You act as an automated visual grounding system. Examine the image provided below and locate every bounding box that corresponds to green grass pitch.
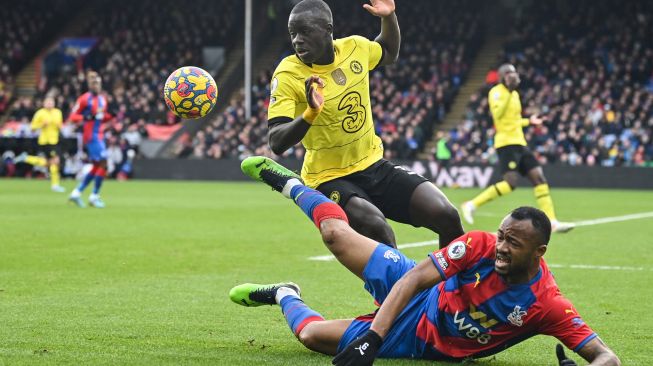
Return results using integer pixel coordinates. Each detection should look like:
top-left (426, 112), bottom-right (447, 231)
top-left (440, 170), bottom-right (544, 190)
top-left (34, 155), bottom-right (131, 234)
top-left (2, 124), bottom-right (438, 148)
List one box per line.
top-left (1, 179), bottom-right (652, 365)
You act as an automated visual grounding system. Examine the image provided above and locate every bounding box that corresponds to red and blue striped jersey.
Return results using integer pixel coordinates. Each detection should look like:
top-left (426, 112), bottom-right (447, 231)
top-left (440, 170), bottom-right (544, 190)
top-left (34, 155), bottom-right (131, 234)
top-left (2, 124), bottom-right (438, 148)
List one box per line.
top-left (419, 231), bottom-right (596, 359)
top-left (69, 92), bottom-right (111, 144)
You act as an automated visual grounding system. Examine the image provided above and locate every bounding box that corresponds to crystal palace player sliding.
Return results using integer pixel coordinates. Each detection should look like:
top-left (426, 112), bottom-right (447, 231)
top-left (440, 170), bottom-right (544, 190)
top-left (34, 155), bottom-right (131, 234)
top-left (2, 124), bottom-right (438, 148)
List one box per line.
top-left (230, 157), bottom-right (620, 366)
top-left (68, 71), bottom-right (111, 208)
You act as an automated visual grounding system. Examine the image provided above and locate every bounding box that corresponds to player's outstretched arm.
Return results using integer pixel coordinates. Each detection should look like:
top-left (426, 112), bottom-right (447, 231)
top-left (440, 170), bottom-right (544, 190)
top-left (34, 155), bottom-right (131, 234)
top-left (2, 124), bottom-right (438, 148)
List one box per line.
top-left (268, 76), bottom-right (324, 155)
top-left (370, 259), bottom-right (441, 337)
top-left (332, 258), bottom-right (441, 365)
top-left (574, 338), bottom-right (620, 365)
top-left (364, 0), bottom-right (400, 66)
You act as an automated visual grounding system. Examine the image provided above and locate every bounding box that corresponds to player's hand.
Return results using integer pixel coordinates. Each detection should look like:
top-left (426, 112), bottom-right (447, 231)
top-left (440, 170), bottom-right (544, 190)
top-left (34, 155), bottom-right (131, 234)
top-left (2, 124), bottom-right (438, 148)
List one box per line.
top-left (363, 0), bottom-right (395, 17)
top-left (529, 114), bottom-right (546, 126)
top-left (556, 344), bottom-right (578, 366)
top-left (302, 75), bottom-right (324, 124)
top-left (332, 330), bottom-right (382, 366)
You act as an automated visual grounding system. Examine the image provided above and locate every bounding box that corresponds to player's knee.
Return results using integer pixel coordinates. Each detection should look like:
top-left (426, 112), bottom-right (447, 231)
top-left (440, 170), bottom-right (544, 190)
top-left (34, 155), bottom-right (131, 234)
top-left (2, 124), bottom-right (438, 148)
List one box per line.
top-left (297, 326), bottom-right (322, 351)
top-left (320, 220), bottom-right (350, 246)
top-left (357, 215), bottom-right (394, 244)
top-left (532, 176), bottom-right (547, 185)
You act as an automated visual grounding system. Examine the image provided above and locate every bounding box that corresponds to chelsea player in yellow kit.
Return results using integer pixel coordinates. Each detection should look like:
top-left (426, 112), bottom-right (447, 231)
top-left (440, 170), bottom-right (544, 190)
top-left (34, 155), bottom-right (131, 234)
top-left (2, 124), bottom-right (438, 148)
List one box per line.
top-left (266, 0), bottom-right (463, 248)
top-left (16, 96), bottom-right (66, 192)
top-left (461, 64), bottom-right (574, 233)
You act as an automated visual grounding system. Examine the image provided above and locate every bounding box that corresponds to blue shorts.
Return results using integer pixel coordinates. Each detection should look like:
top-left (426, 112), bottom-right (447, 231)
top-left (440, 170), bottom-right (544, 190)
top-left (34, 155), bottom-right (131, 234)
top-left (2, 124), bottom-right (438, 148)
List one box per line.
top-left (86, 140), bottom-right (107, 162)
top-left (337, 244), bottom-right (429, 358)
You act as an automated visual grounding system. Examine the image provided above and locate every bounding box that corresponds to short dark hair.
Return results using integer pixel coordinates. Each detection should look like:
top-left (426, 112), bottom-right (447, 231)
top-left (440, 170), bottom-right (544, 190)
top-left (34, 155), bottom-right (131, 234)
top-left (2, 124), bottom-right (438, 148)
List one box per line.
top-left (291, 0), bottom-right (333, 24)
top-left (510, 206), bottom-right (551, 245)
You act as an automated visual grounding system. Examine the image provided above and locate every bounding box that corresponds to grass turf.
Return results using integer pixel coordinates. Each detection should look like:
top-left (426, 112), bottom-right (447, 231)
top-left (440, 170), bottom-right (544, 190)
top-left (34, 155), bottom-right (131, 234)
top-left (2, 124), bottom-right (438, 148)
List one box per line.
top-left (1, 179), bottom-right (652, 365)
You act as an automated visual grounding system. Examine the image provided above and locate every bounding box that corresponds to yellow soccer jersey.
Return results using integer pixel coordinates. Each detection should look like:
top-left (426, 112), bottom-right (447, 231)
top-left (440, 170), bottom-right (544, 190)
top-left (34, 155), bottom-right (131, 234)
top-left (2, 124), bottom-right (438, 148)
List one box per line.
top-left (268, 36), bottom-right (384, 188)
top-left (31, 107), bottom-right (63, 145)
top-left (488, 83), bottom-right (529, 148)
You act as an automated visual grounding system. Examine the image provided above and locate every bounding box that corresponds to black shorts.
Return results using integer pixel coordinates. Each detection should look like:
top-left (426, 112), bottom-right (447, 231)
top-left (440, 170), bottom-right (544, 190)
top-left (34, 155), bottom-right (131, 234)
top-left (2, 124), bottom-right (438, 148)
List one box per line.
top-left (496, 145), bottom-right (539, 176)
top-left (37, 144), bottom-right (61, 158)
top-left (315, 159), bottom-right (428, 224)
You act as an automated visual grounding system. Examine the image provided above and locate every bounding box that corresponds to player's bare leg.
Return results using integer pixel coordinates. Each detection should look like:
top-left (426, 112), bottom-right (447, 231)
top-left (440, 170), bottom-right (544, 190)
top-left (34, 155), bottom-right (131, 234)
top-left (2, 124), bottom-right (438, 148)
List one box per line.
top-left (344, 197), bottom-right (397, 247)
top-left (319, 218), bottom-right (379, 280)
top-left (409, 182), bottom-right (464, 248)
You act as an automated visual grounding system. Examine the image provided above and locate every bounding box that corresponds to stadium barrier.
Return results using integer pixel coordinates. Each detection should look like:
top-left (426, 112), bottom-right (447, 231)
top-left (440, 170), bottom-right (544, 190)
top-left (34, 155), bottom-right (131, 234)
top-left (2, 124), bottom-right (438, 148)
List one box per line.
top-left (133, 159), bottom-right (653, 189)
top-left (0, 137), bottom-right (78, 155)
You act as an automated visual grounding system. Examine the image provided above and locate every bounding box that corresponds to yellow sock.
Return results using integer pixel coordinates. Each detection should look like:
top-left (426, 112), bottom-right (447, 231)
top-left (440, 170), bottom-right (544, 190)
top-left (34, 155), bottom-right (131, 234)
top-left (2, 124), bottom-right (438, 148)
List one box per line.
top-left (50, 164), bottom-right (60, 187)
top-left (25, 155), bottom-right (47, 167)
top-left (471, 181), bottom-right (513, 208)
top-left (534, 183), bottom-right (557, 221)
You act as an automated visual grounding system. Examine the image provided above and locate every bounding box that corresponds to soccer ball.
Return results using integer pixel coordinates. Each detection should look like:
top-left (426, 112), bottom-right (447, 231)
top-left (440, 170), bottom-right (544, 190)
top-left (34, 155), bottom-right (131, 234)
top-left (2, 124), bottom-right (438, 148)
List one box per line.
top-left (163, 66), bottom-right (218, 119)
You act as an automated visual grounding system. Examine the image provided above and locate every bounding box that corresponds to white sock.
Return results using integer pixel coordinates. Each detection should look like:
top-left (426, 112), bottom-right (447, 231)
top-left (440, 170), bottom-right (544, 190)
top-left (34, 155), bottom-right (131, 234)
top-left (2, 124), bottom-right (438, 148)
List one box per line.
top-left (275, 286), bottom-right (299, 304)
top-left (281, 178), bottom-right (302, 199)
top-left (89, 193), bottom-right (99, 201)
top-left (70, 189), bottom-right (81, 198)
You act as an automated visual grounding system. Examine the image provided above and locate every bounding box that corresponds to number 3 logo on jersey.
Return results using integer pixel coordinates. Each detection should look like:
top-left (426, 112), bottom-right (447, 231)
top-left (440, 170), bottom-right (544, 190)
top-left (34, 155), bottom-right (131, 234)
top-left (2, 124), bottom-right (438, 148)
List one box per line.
top-left (338, 91), bottom-right (366, 133)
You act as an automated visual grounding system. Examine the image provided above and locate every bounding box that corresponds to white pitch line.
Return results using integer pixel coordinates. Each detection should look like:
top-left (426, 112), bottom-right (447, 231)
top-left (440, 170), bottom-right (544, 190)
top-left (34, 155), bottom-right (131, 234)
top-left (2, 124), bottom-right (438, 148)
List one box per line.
top-left (308, 211), bottom-right (653, 265)
top-left (572, 211), bottom-right (653, 227)
top-left (548, 264), bottom-right (651, 271)
top-left (310, 248), bottom-right (652, 271)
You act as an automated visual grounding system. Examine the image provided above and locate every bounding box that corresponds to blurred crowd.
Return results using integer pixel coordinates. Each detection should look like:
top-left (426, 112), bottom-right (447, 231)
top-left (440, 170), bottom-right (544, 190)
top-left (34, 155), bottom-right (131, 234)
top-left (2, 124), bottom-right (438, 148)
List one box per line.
top-left (2, 0), bottom-right (651, 169)
top-left (0, 0), bottom-right (79, 114)
top-left (4, 0), bottom-right (243, 160)
top-left (445, 0), bottom-right (653, 167)
top-left (182, 0), bottom-right (483, 160)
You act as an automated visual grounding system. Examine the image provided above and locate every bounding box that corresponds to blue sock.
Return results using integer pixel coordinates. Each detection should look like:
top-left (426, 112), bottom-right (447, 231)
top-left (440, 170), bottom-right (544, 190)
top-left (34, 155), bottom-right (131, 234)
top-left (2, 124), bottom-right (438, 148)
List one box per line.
top-left (280, 295), bottom-right (324, 336)
top-left (93, 175), bottom-right (104, 194)
top-left (290, 185), bottom-right (333, 221)
top-left (77, 172), bottom-right (95, 191)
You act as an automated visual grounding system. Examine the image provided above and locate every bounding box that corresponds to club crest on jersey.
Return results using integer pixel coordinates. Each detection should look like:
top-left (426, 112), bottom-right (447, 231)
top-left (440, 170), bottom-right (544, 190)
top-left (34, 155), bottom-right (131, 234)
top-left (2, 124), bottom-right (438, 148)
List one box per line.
top-left (383, 249), bottom-right (400, 263)
top-left (507, 305), bottom-right (527, 327)
top-left (447, 241), bottom-right (466, 260)
top-left (350, 60), bottom-right (363, 74)
top-left (329, 191), bottom-right (340, 203)
top-left (331, 68), bottom-right (347, 85)
top-left (571, 317), bottom-right (585, 328)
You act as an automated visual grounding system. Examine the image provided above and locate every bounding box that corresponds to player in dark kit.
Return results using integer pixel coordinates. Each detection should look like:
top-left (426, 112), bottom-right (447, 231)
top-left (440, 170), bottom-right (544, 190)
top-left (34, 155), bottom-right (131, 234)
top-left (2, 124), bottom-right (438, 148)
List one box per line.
top-left (267, 0), bottom-right (463, 249)
top-left (231, 157), bottom-right (621, 366)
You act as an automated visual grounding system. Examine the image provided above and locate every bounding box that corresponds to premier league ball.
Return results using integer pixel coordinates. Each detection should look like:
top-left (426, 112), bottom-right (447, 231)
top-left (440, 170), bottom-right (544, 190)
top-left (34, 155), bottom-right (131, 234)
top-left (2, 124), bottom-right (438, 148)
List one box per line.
top-left (163, 66), bottom-right (218, 119)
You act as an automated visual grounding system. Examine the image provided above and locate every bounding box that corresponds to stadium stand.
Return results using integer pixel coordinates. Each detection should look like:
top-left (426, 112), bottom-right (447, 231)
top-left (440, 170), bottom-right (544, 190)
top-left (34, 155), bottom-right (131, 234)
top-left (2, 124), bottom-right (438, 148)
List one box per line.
top-left (3, 0), bottom-right (243, 144)
top-left (448, 0), bottom-right (653, 167)
top-left (0, 0), bottom-right (81, 115)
